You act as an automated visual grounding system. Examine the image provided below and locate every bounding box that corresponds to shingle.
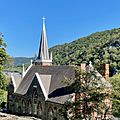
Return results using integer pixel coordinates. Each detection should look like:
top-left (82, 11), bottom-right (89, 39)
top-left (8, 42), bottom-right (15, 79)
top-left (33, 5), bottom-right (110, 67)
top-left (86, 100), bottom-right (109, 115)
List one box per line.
top-left (15, 63), bottom-right (111, 104)
top-left (4, 71), bottom-right (22, 91)
top-left (39, 74), bottom-right (51, 96)
top-left (15, 65), bottom-right (75, 95)
top-left (47, 93), bottom-right (75, 104)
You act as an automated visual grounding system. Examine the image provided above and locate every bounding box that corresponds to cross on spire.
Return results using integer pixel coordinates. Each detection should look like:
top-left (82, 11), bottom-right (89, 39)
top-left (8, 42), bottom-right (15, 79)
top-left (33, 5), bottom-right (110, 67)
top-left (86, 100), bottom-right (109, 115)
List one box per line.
top-left (42, 17), bottom-right (45, 24)
top-left (42, 17), bottom-right (45, 21)
top-left (36, 18), bottom-right (52, 66)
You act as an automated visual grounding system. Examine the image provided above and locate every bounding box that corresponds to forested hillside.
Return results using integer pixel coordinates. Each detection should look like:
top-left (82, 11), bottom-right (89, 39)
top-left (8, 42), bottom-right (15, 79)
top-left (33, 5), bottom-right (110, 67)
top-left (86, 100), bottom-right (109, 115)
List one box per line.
top-left (13, 57), bottom-right (34, 66)
top-left (50, 28), bottom-right (120, 76)
top-left (13, 28), bottom-right (120, 76)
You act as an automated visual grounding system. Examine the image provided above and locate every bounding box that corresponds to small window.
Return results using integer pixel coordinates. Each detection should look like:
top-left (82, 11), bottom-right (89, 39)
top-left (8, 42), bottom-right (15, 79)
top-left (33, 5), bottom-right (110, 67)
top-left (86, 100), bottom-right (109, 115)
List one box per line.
top-left (32, 89), bottom-right (38, 104)
top-left (32, 89), bottom-right (38, 115)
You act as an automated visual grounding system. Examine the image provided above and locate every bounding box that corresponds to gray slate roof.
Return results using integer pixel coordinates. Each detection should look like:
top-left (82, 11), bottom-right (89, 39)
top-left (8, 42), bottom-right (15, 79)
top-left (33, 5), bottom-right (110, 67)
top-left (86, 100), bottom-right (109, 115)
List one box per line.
top-left (15, 65), bottom-right (75, 95)
top-left (12, 63), bottom-right (111, 104)
top-left (4, 71), bottom-right (22, 91)
top-left (47, 93), bottom-right (75, 104)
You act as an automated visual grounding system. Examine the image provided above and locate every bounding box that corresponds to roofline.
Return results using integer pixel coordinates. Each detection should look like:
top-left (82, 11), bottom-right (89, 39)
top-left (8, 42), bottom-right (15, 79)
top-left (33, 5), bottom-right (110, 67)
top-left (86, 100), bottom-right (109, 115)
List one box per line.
top-left (11, 75), bottom-right (17, 92)
top-left (23, 64), bottom-right (33, 78)
top-left (35, 73), bottom-right (48, 100)
top-left (35, 59), bottom-right (52, 63)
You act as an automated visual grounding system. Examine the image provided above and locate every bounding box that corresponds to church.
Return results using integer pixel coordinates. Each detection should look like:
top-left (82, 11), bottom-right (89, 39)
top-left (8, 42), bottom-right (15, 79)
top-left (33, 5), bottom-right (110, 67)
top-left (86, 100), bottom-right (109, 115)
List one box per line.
top-left (7, 19), bottom-right (111, 120)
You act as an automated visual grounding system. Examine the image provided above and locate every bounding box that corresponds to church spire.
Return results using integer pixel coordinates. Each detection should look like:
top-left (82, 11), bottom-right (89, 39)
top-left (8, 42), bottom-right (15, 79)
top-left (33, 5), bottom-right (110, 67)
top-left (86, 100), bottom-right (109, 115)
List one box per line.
top-left (36, 17), bottom-right (52, 66)
top-left (38, 17), bottom-right (49, 60)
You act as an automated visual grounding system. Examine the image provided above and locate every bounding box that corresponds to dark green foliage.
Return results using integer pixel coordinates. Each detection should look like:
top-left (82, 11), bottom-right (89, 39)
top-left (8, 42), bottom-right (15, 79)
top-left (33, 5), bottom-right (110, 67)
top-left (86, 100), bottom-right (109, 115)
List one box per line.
top-left (60, 68), bottom-right (111, 120)
top-left (0, 35), bottom-right (9, 90)
top-left (0, 34), bottom-right (9, 105)
top-left (12, 28), bottom-right (120, 76)
top-left (109, 74), bottom-right (120, 117)
top-left (50, 28), bottom-right (120, 76)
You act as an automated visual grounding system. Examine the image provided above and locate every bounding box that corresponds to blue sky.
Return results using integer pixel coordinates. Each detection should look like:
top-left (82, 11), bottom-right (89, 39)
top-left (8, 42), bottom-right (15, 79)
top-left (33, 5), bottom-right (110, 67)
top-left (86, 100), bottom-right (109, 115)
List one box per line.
top-left (0, 0), bottom-right (120, 57)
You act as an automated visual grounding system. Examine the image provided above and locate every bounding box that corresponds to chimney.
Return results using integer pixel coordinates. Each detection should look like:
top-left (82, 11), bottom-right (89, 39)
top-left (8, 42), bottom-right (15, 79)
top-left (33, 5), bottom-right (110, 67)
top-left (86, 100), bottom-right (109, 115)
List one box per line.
top-left (75, 63), bottom-right (86, 115)
top-left (101, 64), bottom-right (109, 80)
top-left (79, 63), bottom-right (86, 82)
top-left (80, 63), bottom-right (86, 72)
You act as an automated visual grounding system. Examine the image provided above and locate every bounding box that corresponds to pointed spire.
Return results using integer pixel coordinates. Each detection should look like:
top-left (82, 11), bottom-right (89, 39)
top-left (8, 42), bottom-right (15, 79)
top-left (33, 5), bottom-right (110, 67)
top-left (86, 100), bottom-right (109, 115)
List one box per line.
top-left (38, 17), bottom-right (49, 60)
top-left (35, 18), bottom-right (52, 66)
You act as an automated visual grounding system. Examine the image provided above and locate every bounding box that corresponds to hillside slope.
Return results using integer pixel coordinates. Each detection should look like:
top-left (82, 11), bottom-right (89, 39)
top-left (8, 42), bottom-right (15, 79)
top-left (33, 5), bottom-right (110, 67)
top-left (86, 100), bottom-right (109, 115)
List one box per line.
top-left (50, 28), bottom-right (120, 76)
top-left (13, 28), bottom-right (120, 75)
top-left (13, 57), bottom-right (34, 66)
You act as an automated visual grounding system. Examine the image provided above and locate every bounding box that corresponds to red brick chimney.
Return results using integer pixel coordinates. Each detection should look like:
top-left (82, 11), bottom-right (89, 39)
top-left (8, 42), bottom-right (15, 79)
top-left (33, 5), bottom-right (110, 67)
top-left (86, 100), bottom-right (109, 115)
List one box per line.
top-left (101, 64), bottom-right (109, 80)
top-left (75, 63), bottom-right (86, 115)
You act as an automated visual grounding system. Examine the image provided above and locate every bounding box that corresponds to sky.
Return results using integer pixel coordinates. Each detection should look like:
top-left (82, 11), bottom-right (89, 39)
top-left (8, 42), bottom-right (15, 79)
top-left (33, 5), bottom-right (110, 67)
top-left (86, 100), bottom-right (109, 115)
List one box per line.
top-left (0, 0), bottom-right (120, 57)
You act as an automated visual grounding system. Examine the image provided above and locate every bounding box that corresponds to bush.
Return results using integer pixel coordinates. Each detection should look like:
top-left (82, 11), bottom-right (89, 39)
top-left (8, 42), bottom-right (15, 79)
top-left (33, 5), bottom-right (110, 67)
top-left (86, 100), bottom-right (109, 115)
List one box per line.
top-left (0, 89), bottom-right (7, 106)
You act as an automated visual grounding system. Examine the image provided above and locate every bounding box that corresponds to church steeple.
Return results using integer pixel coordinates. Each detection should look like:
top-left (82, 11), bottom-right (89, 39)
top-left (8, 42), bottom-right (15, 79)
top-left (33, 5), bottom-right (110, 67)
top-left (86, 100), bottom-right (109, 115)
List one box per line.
top-left (35, 17), bottom-right (52, 66)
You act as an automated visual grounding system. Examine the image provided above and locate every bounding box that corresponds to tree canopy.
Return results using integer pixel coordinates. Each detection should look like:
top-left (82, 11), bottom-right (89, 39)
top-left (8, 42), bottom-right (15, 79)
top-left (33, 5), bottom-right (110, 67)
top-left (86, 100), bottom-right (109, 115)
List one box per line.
top-left (50, 28), bottom-right (120, 76)
top-left (0, 34), bottom-right (9, 105)
top-left (109, 74), bottom-right (120, 117)
top-left (60, 67), bottom-right (111, 120)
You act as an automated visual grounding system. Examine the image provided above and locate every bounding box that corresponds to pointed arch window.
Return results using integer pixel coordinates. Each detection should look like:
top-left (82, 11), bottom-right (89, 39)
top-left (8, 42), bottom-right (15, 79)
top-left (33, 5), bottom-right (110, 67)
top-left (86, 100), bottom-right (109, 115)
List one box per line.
top-left (22, 100), bottom-right (26, 114)
top-left (54, 106), bottom-right (57, 118)
top-left (32, 89), bottom-right (38, 103)
top-left (15, 97), bottom-right (18, 113)
top-left (28, 100), bottom-right (32, 115)
top-left (48, 107), bottom-right (54, 120)
top-left (8, 101), bottom-right (13, 112)
top-left (37, 102), bottom-right (42, 118)
top-left (32, 89), bottom-right (38, 115)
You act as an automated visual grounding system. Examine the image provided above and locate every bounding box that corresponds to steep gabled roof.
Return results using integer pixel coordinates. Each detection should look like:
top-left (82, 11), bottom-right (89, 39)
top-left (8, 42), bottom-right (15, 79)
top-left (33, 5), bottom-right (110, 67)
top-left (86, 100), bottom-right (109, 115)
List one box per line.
top-left (15, 65), bottom-right (75, 96)
top-left (4, 72), bottom-right (22, 92)
top-left (14, 63), bottom-right (111, 104)
top-left (35, 73), bottom-right (51, 100)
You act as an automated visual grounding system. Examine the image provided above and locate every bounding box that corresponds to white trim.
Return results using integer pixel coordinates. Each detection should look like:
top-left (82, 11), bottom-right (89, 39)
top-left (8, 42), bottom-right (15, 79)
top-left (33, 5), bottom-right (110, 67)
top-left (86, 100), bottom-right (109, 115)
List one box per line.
top-left (35, 59), bottom-right (52, 63)
top-left (23, 64), bottom-right (33, 78)
top-left (35, 73), bottom-right (48, 100)
top-left (22, 64), bottom-right (25, 78)
top-left (11, 73), bottom-right (16, 92)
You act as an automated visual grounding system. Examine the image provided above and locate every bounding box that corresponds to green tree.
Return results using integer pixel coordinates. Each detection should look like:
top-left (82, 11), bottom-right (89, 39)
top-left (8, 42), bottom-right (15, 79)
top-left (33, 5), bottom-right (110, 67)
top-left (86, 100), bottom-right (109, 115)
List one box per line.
top-left (0, 33), bottom-right (9, 105)
top-left (50, 28), bottom-right (120, 75)
top-left (109, 74), bottom-right (120, 117)
top-left (60, 67), bottom-right (111, 120)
